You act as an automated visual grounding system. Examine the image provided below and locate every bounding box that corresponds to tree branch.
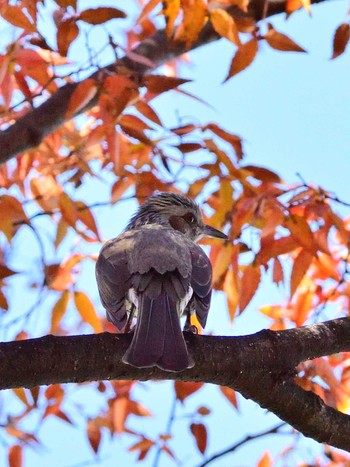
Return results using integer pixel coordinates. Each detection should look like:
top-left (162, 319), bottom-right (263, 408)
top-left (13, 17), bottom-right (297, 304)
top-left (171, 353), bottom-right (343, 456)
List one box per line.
top-left (1, 317), bottom-right (350, 451)
top-left (0, 0), bottom-right (327, 164)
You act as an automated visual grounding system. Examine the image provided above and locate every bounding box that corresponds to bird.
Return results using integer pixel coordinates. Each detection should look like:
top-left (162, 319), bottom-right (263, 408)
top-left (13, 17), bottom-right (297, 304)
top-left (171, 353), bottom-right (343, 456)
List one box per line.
top-left (95, 192), bottom-right (227, 372)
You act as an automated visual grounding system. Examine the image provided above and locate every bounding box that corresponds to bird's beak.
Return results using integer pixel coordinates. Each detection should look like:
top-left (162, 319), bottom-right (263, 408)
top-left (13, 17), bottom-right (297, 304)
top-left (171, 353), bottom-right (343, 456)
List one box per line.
top-left (203, 224), bottom-right (228, 240)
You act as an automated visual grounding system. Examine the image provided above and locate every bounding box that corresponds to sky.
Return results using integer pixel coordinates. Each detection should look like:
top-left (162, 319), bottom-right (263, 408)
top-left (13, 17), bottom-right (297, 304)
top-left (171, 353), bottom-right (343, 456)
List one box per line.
top-left (1, 0), bottom-right (350, 465)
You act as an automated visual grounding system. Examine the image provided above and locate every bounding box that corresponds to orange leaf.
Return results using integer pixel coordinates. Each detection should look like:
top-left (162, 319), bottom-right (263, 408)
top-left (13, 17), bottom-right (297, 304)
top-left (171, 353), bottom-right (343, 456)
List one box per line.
top-left (205, 123), bottom-right (243, 159)
top-left (220, 386), bottom-right (239, 409)
top-left (190, 423), bottom-right (207, 454)
top-left (1, 5), bottom-right (36, 32)
top-left (163, 0), bottom-right (180, 37)
top-left (112, 396), bottom-right (129, 434)
top-left (135, 101), bottom-right (162, 125)
top-left (75, 201), bottom-right (101, 240)
top-left (78, 7), bottom-right (126, 25)
top-left (0, 195), bottom-right (29, 242)
top-left (65, 79), bottom-right (98, 118)
top-left (290, 249), bottom-right (313, 297)
top-left (286, 0), bottom-right (303, 15)
top-left (174, 381), bottom-right (204, 403)
top-left (50, 291), bottom-right (70, 333)
top-left (210, 8), bottom-right (240, 45)
top-left (144, 75), bottom-right (191, 94)
top-left (136, 0), bottom-right (161, 24)
top-left (284, 214), bottom-right (315, 252)
top-left (257, 451), bottom-right (273, 467)
top-left (128, 400), bottom-right (152, 417)
top-left (74, 291), bottom-right (102, 332)
top-left (12, 388), bottom-right (30, 408)
top-left (212, 243), bottom-right (232, 284)
top-left (8, 445), bottom-right (22, 467)
top-left (265, 24), bottom-right (306, 52)
top-left (45, 263), bottom-right (74, 291)
top-left (30, 176), bottom-right (62, 212)
top-left (331, 23), bottom-right (350, 60)
top-left (272, 258), bottom-right (284, 285)
top-left (239, 263), bottom-right (261, 313)
top-left (180, 0), bottom-right (207, 49)
top-left (55, 218), bottom-right (69, 250)
top-left (87, 419), bottom-right (101, 454)
top-left (57, 18), bottom-right (79, 56)
top-left (111, 176), bottom-right (134, 204)
top-left (223, 269), bottom-right (239, 322)
top-left (0, 263), bottom-right (17, 279)
top-left (59, 193), bottom-right (78, 228)
top-left (225, 38), bottom-right (258, 80)
top-left (291, 283), bottom-right (313, 326)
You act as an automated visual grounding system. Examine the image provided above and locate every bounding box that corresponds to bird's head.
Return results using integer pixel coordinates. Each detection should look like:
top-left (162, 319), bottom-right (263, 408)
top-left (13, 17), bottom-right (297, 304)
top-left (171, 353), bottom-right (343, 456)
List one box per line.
top-left (127, 192), bottom-right (228, 242)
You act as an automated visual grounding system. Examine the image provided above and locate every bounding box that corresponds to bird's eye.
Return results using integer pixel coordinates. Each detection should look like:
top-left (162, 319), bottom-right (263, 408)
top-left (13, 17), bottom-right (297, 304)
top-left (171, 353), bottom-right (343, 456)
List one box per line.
top-left (184, 212), bottom-right (195, 224)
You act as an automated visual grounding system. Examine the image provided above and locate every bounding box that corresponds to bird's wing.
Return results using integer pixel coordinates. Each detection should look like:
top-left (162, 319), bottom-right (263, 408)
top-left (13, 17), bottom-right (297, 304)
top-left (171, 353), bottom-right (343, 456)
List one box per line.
top-left (189, 244), bottom-right (212, 328)
top-left (95, 234), bottom-right (133, 329)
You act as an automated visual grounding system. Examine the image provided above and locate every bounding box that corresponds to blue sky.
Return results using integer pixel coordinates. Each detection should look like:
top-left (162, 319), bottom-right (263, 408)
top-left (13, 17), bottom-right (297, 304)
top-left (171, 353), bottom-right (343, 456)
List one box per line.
top-left (1, 0), bottom-right (350, 465)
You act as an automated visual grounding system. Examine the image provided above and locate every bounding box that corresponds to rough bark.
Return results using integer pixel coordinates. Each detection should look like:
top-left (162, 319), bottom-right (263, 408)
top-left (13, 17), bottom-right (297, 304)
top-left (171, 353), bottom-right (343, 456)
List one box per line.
top-left (0, 0), bottom-right (326, 164)
top-left (1, 317), bottom-right (350, 451)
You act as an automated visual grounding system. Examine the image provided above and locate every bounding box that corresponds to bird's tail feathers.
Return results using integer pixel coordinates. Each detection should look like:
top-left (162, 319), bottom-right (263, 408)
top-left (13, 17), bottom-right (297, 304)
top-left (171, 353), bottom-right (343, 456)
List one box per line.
top-left (122, 293), bottom-right (192, 372)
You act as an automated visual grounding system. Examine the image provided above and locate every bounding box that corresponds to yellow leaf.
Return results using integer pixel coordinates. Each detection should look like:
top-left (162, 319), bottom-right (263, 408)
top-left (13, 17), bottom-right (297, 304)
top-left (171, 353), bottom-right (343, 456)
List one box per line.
top-left (51, 291), bottom-right (70, 332)
top-left (0, 195), bottom-right (29, 242)
top-left (210, 8), bottom-right (240, 45)
top-left (163, 0), bottom-right (180, 37)
top-left (12, 388), bottom-right (30, 408)
top-left (65, 79), bottom-right (98, 118)
top-left (74, 291), bottom-right (102, 332)
top-left (225, 38), bottom-right (258, 80)
top-left (223, 269), bottom-right (239, 322)
top-left (180, 0), bottom-right (207, 49)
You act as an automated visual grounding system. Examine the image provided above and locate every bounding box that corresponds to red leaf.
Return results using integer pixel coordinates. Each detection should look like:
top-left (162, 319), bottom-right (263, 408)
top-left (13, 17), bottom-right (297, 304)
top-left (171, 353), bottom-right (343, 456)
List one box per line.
top-left (57, 18), bottom-right (79, 56)
top-left (144, 75), bottom-right (191, 94)
top-left (8, 445), bottom-right (22, 467)
top-left (65, 79), bottom-right (98, 118)
top-left (225, 38), bottom-right (258, 80)
top-left (87, 420), bottom-right (101, 454)
top-left (265, 24), bottom-right (306, 52)
top-left (1, 6), bottom-right (36, 32)
top-left (331, 23), bottom-right (350, 60)
top-left (174, 381), bottom-right (204, 403)
top-left (190, 423), bottom-right (207, 454)
top-left (239, 263), bottom-right (261, 313)
top-left (78, 7), bottom-right (126, 25)
top-left (220, 386), bottom-right (239, 409)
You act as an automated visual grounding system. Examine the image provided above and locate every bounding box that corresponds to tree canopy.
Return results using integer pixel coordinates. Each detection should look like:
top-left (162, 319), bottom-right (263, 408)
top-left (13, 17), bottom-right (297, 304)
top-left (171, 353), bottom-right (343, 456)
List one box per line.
top-left (1, 0), bottom-right (350, 465)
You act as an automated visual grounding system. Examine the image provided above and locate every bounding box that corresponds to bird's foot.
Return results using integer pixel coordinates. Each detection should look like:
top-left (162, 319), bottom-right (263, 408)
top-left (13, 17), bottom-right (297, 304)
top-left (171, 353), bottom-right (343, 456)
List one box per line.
top-left (184, 324), bottom-right (198, 334)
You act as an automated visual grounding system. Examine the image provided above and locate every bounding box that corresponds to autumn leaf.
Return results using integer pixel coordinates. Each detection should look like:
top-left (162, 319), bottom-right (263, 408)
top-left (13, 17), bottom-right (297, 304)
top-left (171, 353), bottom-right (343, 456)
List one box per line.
top-left (179, 0), bottom-right (207, 49)
top-left (212, 243), bottom-right (232, 284)
top-left (163, 0), bottom-right (180, 37)
top-left (284, 214), bottom-right (316, 252)
top-left (257, 451), bottom-right (273, 467)
top-left (272, 258), bottom-right (284, 285)
top-left (8, 445), bottom-right (22, 467)
top-left (220, 386), bottom-right (239, 409)
top-left (265, 24), bottom-right (306, 53)
top-left (111, 396), bottom-right (129, 434)
top-left (331, 23), bottom-right (350, 60)
top-left (210, 8), bottom-right (240, 45)
top-left (144, 75), bottom-right (191, 94)
top-left (0, 264), bottom-right (17, 280)
top-left (57, 18), bottom-right (79, 56)
top-left (75, 201), bottom-right (101, 240)
top-left (174, 381), bottom-right (204, 402)
top-left (225, 38), bottom-right (258, 81)
top-left (74, 291), bottom-right (103, 333)
top-left (78, 7), bottom-right (126, 25)
top-left (223, 269), bottom-right (239, 322)
top-left (290, 249), bottom-right (313, 297)
top-left (59, 193), bottom-right (78, 228)
top-left (65, 79), bottom-right (98, 118)
top-left (286, 0), bottom-right (303, 15)
top-left (239, 263), bottom-right (261, 313)
top-left (1, 5), bottom-right (36, 32)
top-left (50, 291), bottom-right (70, 333)
top-left (190, 423), bottom-right (207, 454)
top-left (87, 419), bottom-right (102, 454)
top-left (0, 195), bottom-right (29, 242)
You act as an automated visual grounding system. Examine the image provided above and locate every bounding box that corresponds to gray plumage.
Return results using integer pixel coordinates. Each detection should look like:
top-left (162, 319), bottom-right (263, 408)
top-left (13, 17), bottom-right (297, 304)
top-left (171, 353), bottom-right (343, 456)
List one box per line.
top-left (96, 192), bottom-right (227, 372)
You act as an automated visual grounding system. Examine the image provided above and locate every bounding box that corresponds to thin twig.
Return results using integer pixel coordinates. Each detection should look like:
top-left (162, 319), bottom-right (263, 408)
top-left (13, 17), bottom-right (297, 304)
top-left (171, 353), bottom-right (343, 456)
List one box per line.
top-left (152, 394), bottom-right (178, 467)
top-left (197, 422), bottom-right (287, 467)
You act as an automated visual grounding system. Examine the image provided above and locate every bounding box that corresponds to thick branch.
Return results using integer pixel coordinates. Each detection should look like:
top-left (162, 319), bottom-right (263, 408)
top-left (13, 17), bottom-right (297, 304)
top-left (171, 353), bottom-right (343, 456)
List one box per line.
top-left (1, 318), bottom-right (350, 451)
top-left (0, 0), bottom-right (326, 164)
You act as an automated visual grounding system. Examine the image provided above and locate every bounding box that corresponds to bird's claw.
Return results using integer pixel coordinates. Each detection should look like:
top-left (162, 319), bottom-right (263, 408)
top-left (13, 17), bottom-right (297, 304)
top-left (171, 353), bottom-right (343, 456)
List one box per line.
top-left (184, 324), bottom-right (198, 334)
